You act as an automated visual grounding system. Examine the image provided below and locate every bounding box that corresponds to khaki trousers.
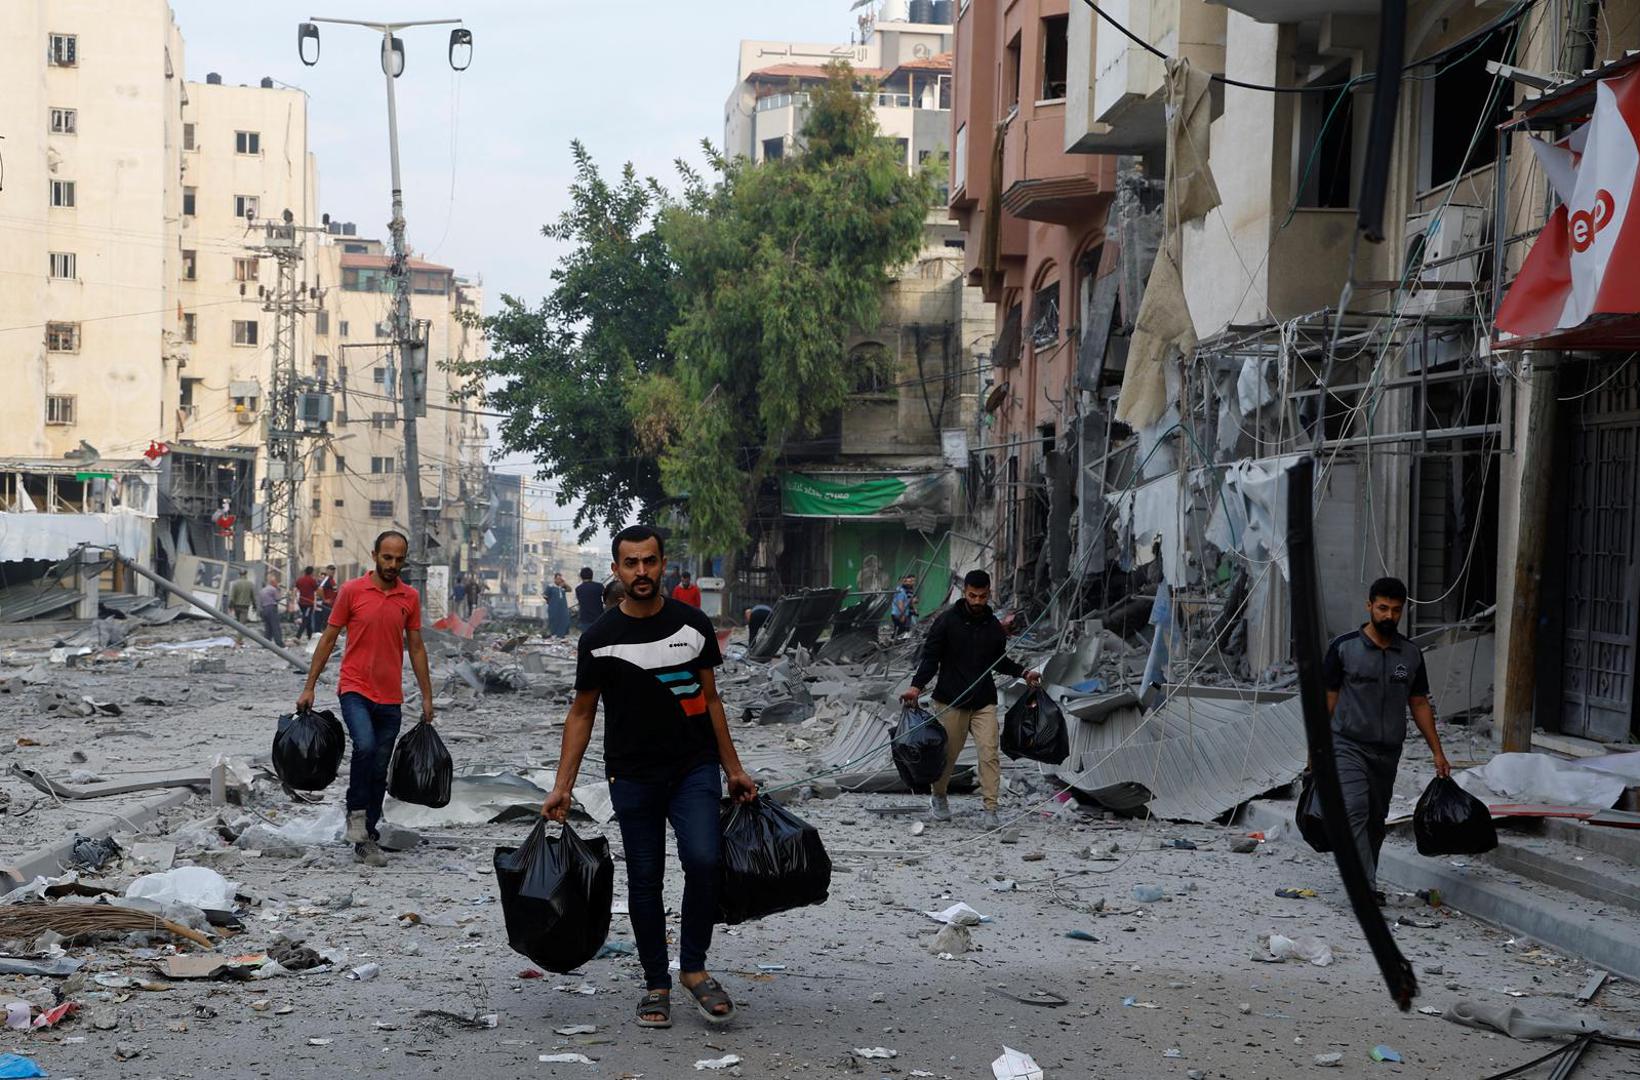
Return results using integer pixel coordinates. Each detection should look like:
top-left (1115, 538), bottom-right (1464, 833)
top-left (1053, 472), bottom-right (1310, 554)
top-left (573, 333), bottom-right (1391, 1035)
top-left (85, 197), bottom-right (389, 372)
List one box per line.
top-left (929, 701), bottom-right (1000, 810)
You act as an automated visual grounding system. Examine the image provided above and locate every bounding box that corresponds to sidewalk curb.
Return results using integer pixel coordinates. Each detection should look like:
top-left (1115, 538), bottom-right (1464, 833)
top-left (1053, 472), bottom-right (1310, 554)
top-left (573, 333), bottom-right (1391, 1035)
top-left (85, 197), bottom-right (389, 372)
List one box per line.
top-left (0, 787), bottom-right (196, 892)
top-left (1238, 799), bottom-right (1640, 983)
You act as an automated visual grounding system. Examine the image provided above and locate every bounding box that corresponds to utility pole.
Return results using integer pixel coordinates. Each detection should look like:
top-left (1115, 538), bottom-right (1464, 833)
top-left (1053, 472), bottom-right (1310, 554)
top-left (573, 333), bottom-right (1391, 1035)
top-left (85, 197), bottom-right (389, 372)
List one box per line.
top-left (1499, 354), bottom-right (1560, 752)
top-left (299, 16), bottom-right (472, 598)
top-left (255, 211), bottom-right (322, 585)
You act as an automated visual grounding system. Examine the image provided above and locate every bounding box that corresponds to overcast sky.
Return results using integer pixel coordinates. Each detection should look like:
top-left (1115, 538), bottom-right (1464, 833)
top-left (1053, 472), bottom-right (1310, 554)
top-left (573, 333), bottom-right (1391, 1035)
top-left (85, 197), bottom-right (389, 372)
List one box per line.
top-left (169, 0), bottom-right (858, 545)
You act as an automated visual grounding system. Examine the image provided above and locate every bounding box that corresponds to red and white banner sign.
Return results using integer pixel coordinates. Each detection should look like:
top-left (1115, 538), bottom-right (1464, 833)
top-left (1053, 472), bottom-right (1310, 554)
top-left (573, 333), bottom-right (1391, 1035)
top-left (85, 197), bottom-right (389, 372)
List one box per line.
top-left (1496, 68), bottom-right (1640, 338)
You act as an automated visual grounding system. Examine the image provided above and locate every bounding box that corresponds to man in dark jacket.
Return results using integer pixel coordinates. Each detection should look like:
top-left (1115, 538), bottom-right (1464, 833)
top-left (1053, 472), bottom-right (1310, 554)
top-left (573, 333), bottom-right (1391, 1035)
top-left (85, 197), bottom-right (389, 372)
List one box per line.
top-left (901, 570), bottom-right (1039, 827)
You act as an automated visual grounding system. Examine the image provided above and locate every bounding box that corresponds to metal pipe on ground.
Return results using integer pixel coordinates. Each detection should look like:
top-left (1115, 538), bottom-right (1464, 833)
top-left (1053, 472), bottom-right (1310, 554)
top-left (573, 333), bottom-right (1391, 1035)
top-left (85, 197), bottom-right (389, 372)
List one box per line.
top-left (91, 547), bottom-right (309, 672)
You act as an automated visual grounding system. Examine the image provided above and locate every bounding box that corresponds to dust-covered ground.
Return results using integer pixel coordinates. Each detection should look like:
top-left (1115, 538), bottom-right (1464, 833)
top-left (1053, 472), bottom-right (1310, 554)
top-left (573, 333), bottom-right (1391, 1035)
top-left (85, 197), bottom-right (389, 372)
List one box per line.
top-left (1, 619), bottom-right (1637, 1080)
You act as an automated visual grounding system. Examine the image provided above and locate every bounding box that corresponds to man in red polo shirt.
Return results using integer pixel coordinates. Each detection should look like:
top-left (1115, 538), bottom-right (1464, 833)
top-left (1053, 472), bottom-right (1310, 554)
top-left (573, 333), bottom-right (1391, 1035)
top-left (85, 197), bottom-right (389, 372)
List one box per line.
top-left (296, 531), bottom-right (435, 867)
top-left (293, 566), bottom-right (320, 641)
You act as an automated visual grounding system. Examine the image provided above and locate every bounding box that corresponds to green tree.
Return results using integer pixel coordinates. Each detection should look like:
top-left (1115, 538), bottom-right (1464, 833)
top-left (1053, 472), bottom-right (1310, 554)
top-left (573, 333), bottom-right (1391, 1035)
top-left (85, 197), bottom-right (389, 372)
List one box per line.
top-left (642, 62), bottom-right (934, 554)
top-left (456, 142), bottom-right (675, 540)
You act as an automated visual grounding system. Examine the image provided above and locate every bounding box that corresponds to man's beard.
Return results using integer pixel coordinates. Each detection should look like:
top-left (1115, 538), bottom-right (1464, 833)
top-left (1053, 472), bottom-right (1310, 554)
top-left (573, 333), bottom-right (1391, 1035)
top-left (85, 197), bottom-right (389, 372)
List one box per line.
top-left (629, 577), bottom-right (657, 596)
top-left (1373, 617), bottom-right (1397, 638)
top-left (378, 567), bottom-right (399, 583)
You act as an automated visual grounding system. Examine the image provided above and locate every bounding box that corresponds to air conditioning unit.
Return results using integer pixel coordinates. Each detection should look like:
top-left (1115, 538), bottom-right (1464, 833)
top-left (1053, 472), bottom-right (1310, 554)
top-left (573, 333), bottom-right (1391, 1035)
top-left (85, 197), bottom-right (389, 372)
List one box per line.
top-left (1401, 204), bottom-right (1486, 317)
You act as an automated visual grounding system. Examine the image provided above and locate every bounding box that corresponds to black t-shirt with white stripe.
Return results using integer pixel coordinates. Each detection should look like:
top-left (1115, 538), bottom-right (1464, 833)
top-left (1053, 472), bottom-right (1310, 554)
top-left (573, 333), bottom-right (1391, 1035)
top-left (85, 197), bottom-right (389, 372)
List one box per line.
top-left (575, 597), bottom-right (723, 783)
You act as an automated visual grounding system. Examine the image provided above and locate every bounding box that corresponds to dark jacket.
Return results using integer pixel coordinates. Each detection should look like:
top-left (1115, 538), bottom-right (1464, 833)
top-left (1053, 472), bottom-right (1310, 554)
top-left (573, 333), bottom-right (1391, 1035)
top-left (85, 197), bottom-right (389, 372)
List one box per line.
top-left (911, 602), bottom-right (1025, 709)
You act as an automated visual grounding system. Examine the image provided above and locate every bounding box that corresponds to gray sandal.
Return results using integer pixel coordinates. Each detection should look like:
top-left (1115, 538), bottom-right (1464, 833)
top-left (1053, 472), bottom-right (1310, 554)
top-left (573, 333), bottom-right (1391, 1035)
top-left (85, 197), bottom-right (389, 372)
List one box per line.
top-left (683, 976), bottom-right (734, 1025)
top-left (635, 989), bottom-right (671, 1029)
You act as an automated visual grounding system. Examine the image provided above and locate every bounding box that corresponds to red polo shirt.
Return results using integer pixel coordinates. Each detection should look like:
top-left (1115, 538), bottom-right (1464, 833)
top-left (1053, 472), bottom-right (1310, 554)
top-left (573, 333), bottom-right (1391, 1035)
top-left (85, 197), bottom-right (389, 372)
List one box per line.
top-left (672, 583), bottom-right (702, 607)
top-left (328, 575), bottom-right (421, 705)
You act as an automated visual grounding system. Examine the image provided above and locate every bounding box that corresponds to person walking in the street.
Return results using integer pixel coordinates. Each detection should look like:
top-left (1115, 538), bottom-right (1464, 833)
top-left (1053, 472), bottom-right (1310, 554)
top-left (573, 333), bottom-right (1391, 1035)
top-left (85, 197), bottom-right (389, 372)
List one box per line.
top-left (671, 570), bottom-right (702, 608)
top-left (890, 574), bottom-right (919, 637)
top-left (258, 570), bottom-right (286, 648)
top-left (468, 575), bottom-right (488, 617)
top-left (575, 567), bottom-right (603, 630)
top-left (316, 565), bottom-right (339, 627)
top-left (542, 525), bottom-right (757, 1029)
top-left (901, 570), bottom-right (1039, 828)
top-left (603, 577), bottom-right (627, 610)
top-left (294, 566), bottom-right (319, 641)
top-left (546, 572), bottom-right (573, 638)
top-left (1322, 576), bottom-right (1450, 901)
top-left (228, 572), bottom-right (257, 646)
top-left (295, 531), bottom-right (436, 868)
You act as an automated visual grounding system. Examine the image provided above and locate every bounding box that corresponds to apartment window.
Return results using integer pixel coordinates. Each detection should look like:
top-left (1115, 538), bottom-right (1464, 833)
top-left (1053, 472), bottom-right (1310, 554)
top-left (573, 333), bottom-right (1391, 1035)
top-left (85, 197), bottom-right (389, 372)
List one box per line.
top-left (762, 137), bottom-right (785, 161)
top-left (235, 131), bottom-right (261, 155)
top-left (182, 312), bottom-right (198, 343)
top-left (181, 249), bottom-right (197, 280)
top-left (1004, 33), bottom-right (1022, 111)
top-left (334, 498), bottom-right (345, 507)
top-left (369, 500), bottom-right (394, 518)
top-left (1295, 67), bottom-right (1355, 209)
top-left (234, 194), bottom-right (259, 220)
top-left (45, 322), bottom-right (79, 352)
top-left (372, 367), bottom-right (388, 385)
top-left (1041, 16), bottom-right (1069, 101)
top-left (313, 354), bottom-right (329, 382)
top-left (179, 377), bottom-right (201, 408)
top-left (374, 321), bottom-right (391, 338)
top-left (339, 320), bottom-right (350, 338)
top-left (334, 455), bottom-right (347, 473)
top-left (49, 108), bottom-right (76, 135)
top-left (50, 180), bottom-right (75, 208)
top-left (182, 122), bottom-right (196, 151)
top-left (49, 252), bottom-right (76, 280)
top-left (1421, 33), bottom-right (1512, 190)
top-left (45, 395), bottom-right (76, 425)
top-left (182, 187), bottom-right (196, 217)
top-left (233, 257), bottom-right (259, 283)
top-left (232, 319), bottom-right (259, 347)
top-left (48, 34), bottom-right (77, 67)
top-left (370, 412), bottom-right (396, 430)
top-left (371, 456), bottom-right (396, 474)
top-left (315, 310), bottom-right (329, 335)
top-left (1030, 282), bottom-right (1061, 347)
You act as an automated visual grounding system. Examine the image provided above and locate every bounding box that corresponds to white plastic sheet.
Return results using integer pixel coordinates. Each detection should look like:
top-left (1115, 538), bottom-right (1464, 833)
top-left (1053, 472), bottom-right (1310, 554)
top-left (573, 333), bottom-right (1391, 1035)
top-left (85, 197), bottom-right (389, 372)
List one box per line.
top-left (992, 1046), bottom-right (1044, 1080)
top-left (1455, 752), bottom-right (1627, 809)
top-left (124, 866), bottom-right (239, 910)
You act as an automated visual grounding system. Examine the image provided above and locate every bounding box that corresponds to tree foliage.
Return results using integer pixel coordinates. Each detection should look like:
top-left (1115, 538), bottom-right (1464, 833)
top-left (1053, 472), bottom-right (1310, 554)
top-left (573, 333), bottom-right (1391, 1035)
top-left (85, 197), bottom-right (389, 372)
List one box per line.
top-left (456, 142), bottom-right (676, 541)
top-left (645, 63), bottom-right (934, 553)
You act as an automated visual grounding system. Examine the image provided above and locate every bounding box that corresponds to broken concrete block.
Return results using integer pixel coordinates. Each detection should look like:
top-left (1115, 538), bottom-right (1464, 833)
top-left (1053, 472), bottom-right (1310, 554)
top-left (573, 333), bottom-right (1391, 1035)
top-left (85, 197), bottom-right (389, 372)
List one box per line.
top-left (189, 658), bottom-right (227, 674)
top-left (375, 822), bottom-right (422, 852)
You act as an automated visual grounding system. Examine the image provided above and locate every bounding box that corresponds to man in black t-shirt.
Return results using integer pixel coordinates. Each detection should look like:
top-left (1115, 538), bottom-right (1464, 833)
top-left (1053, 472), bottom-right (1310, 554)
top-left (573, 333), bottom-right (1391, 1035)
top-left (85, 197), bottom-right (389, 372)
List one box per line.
top-left (574, 566), bottom-right (604, 630)
top-left (543, 525), bottom-right (757, 1030)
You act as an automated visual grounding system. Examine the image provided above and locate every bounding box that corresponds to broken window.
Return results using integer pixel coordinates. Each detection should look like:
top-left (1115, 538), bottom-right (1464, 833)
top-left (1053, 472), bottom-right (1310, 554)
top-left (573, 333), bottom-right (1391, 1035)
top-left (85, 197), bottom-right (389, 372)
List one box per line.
top-left (996, 303), bottom-right (1023, 368)
top-left (1421, 31), bottom-right (1512, 190)
top-left (1294, 65), bottom-right (1354, 209)
top-left (1041, 16), bottom-right (1069, 100)
top-left (1031, 282), bottom-right (1060, 348)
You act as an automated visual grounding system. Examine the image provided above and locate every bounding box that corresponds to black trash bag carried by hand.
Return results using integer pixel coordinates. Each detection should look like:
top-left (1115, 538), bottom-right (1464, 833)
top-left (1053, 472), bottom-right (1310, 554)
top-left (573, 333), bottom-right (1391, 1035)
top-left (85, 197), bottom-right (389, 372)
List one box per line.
top-left (892, 705), bottom-right (948, 793)
top-left (717, 796), bottom-right (832, 925)
top-left (1002, 689), bottom-right (1070, 765)
top-left (1295, 770), bottom-right (1331, 853)
top-left (387, 722), bottom-right (453, 808)
top-left (494, 819), bottom-right (614, 973)
top-left (1413, 776), bottom-right (1497, 856)
top-left (272, 708), bottom-right (346, 791)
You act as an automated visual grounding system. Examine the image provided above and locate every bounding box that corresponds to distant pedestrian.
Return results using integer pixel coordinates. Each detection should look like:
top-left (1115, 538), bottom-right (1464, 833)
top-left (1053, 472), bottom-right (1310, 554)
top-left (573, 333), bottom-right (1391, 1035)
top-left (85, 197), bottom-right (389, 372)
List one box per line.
top-left (575, 567), bottom-right (603, 630)
top-left (295, 531), bottom-right (435, 868)
top-left (258, 570), bottom-right (286, 648)
top-left (671, 570), bottom-right (702, 608)
top-left (545, 572), bottom-right (573, 638)
top-left (468, 575), bottom-right (488, 618)
top-left (745, 603), bottom-right (772, 648)
top-left (603, 577), bottom-right (626, 610)
top-left (890, 574), bottom-right (919, 637)
top-left (451, 576), bottom-right (466, 615)
top-left (294, 566), bottom-right (320, 641)
top-left (901, 570), bottom-right (1040, 829)
top-left (316, 565), bottom-right (339, 626)
top-left (228, 573), bottom-right (257, 646)
top-left (1322, 577), bottom-right (1450, 902)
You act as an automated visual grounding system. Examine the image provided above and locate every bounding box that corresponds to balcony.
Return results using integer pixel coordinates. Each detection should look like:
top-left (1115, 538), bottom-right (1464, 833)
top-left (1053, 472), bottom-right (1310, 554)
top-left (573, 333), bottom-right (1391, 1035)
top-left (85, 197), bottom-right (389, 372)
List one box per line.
top-left (1065, 0), bottom-right (1225, 154)
top-left (1210, 0), bottom-right (1376, 23)
top-left (999, 106), bottom-right (1113, 225)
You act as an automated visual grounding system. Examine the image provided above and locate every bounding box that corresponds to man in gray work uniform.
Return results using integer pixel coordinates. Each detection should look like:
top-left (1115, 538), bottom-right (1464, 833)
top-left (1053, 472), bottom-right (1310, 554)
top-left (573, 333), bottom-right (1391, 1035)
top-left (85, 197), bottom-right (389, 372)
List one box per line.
top-left (1322, 576), bottom-right (1451, 901)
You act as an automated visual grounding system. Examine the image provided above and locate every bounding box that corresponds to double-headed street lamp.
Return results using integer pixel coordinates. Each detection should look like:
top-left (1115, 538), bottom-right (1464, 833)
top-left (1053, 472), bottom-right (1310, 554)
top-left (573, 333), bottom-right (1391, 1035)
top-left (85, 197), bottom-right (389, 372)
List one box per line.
top-left (295, 15), bottom-right (472, 596)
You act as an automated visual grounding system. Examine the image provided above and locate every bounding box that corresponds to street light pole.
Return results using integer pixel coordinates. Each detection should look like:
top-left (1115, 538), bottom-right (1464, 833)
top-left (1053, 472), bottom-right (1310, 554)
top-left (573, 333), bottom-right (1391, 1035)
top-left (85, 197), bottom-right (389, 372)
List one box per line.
top-left (300, 15), bottom-right (468, 602)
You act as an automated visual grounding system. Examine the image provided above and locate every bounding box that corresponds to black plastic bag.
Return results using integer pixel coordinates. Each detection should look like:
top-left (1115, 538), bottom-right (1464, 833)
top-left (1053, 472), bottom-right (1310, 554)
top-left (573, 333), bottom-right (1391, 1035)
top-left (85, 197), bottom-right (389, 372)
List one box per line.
top-left (1413, 776), bottom-right (1497, 856)
top-left (494, 819), bottom-right (614, 973)
top-left (717, 797), bottom-right (832, 925)
top-left (891, 705), bottom-right (948, 793)
top-left (271, 708), bottom-right (346, 791)
top-left (1295, 770), bottom-right (1331, 853)
top-left (1002, 690), bottom-right (1070, 765)
top-left (387, 722), bottom-right (453, 808)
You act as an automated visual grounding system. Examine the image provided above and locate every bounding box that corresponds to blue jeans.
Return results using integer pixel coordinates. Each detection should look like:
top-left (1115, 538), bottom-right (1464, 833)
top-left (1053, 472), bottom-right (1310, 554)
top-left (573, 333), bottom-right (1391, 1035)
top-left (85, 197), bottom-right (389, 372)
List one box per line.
top-left (609, 763), bottom-right (722, 991)
top-left (338, 692), bottom-right (402, 839)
